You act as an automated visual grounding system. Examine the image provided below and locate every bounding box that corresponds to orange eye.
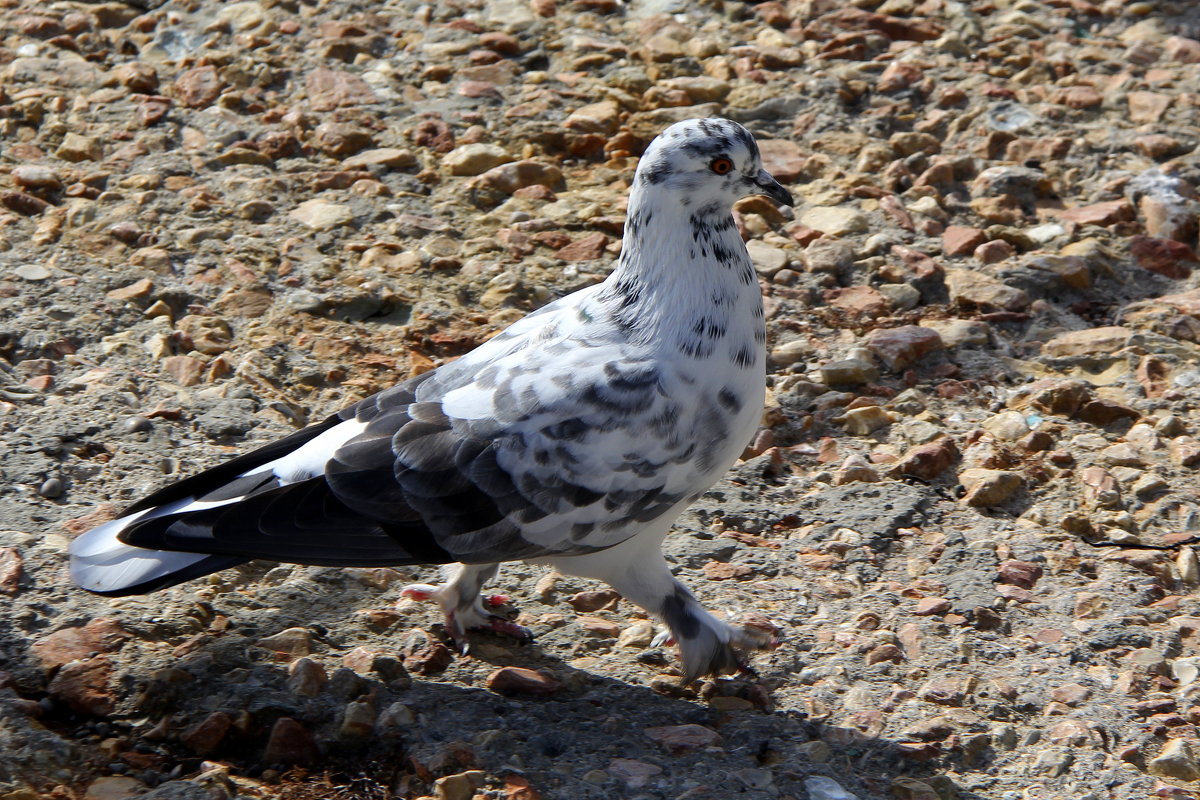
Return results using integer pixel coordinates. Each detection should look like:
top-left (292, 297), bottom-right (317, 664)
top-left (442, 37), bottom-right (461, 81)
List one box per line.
top-left (710, 157), bottom-right (733, 175)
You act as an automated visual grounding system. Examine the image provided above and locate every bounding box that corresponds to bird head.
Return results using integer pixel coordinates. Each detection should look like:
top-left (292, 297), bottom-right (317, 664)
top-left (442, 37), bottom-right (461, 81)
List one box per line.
top-left (633, 118), bottom-right (794, 211)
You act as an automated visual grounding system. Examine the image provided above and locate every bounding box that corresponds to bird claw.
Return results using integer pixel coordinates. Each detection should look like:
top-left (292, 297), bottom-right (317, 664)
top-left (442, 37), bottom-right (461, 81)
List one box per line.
top-left (445, 611), bottom-right (532, 653)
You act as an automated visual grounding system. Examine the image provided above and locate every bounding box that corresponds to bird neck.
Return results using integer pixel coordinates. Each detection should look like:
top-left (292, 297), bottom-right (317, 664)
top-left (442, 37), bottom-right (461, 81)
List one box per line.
top-left (595, 190), bottom-right (766, 368)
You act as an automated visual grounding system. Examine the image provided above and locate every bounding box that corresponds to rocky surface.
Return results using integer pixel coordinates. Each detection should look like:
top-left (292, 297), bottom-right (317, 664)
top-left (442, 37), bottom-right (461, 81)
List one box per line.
top-left (1, 0), bottom-right (1199, 798)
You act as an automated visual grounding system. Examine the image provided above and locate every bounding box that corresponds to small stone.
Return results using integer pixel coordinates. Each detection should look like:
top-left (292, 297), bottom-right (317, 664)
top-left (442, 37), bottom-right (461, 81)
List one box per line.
top-left (1054, 85), bottom-right (1102, 109)
top-left (770, 339), bottom-right (810, 367)
top-left (182, 711), bottom-right (232, 756)
top-left (827, 285), bottom-right (890, 317)
top-left (567, 590), bottom-right (621, 612)
top-left (800, 206), bottom-right (869, 236)
top-left (174, 65), bottom-right (223, 108)
top-left (1148, 738), bottom-right (1200, 782)
top-left (1042, 326), bottom-right (1132, 358)
top-left (342, 148), bottom-right (416, 170)
top-left (702, 560), bottom-right (754, 580)
top-left (942, 225), bottom-right (987, 256)
top-left (84, 776), bottom-right (143, 800)
top-left (106, 278), bottom-right (154, 303)
top-left (804, 238), bottom-right (855, 273)
top-left (48, 656), bottom-right (115, 716)
top-left (554, 232), bottom-right (608, 261)
top-left (890, 777), bottom-right (939, 800)
top-left (746, 240), bottom-right (789, 276)
top-left (819, 359), bottom-right (879, 387)
top-left (33, 618), bottom-right (130, 672)
top-left (14, 264), bottom-right (52, 281)
top-left (914, 597), bottom-right (951, 616)
top-left (306, 67), bottom-right (378, 110)
top-left (1131, 236), bottom-right (1196, 280)
top-left (578, 615), bottom-right (622, 636)
top-left (433, 770), bottom-right (486, 800)
top-left (835, 455), bottom-right (880, 485)
top-left (866, 325), bottom-right (943, 371)
top-left (838, 406), bottom-right (893, 435)
top-left (176, 315), bottom-right (233, 355)
top-left (889, 131), bottom-right (941, 156)
top-left (1059, 200), bottom-right (1135, 227)
top-left (376, 701), bottom-right (416, 735)
top-left (643, 723), bottom-right (720, 751)
top-left (0, 547), bottom-right (22, 595)
top-left (264, 717), bottom-right (320, 766)
top-left (959, 468), bottom-right (1023, 506)
top-left (443, 143), bottom-right (512, 176)
top-left (1165, 35), bottom-right (1200, 63)
top-left (983, 411), bottom-right (1030, 441)
top-left (973, 239), bottom-right (1014, 264)
top-left (803, 776), bottom-right (858, 800)
top-left (565, 100), bottom-right (620, 135)
top-left (877, 61), bottom-right (923, 93)
top-left (865, 643), bottom-right (904, 665)
top-left (257, 627), bottom-right (314, 656)
top-left (1045, 719), bottom-right (1091, 745)
top-left (998, 560), bottom-right (1043, 589)
top-left (472, 159), bottom-right (562, 197)
top-left (1128, 91), bottom-right (1172, 124)
top-left (946, 269), bottom-right (1029, 311)
top-left (758, 139), bottom-right (806, 183)
top-left (486, 666), bottom-right (560, 696)
top-left (1034, 748), bottom-right (1073, 777)
top-left (340, 698), bottom-right (376, 740)
top-left (1050, 683), bottom-right (1091, 706)
top-left (920, 318), bottom-right (989, 349)
top-left (11, 164), bottom-right (62, 192)
top-left (617, 620), bottom-right (655, 648)
top-left (56, 132), bottom-right (102, 162)
top-left (1132, 473), bottom-right (1168, 499)
top-left (607, 759), bottom-right (662, 788)
top-left (891, 437), bottom-right (959, 480)
top-left (289, 199), bottom-right (354, 230)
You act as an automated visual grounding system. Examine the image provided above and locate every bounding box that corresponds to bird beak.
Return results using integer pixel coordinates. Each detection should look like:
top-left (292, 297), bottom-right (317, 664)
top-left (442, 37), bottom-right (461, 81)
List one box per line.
top-left (753, 169), bottom-right (793, 207)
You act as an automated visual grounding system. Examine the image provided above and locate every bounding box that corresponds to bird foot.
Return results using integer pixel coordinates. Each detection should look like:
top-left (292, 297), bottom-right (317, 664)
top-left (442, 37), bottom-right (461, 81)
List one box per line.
top-left (400, 583), bottom-right (530, 651)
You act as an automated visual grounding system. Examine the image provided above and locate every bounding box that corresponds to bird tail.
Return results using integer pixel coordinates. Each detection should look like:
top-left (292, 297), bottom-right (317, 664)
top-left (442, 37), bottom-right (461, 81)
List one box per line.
top-left (69, 506), bottom-right (247, 596)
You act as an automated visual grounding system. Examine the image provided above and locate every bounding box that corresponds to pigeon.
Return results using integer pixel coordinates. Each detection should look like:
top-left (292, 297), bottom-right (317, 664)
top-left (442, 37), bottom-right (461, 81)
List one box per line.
top-left (70, 117), bottom-right (794, 681)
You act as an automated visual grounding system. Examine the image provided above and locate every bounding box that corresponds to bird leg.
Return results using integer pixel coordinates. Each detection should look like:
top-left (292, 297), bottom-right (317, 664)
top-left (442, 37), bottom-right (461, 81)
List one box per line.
top-left (542, 534), bottom-right (777, 682)
top-left (400, 563), bottom-right (529, 648)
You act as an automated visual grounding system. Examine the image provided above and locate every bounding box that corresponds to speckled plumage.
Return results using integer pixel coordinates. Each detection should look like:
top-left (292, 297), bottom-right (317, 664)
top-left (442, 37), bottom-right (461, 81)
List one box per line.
top-left (70, 118), bottom-right (794, 680)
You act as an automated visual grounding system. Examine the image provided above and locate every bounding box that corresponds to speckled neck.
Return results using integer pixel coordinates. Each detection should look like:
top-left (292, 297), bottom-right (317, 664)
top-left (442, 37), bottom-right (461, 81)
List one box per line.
top-left (594, 185), bottom-right (766, 371)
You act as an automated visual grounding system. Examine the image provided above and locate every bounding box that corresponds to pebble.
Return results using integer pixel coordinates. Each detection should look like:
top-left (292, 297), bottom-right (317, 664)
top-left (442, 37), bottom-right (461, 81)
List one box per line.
top-left (800, 206), bottom-right (869, 236)
top-left (263, 717), bottom-right (320, 766)
top-left (804, 776), bottom-right (860, 800)
top-left (84, 776), bottom-right (143, 800)
top-left (433, 770), bottom-right (485, 800)
top-left (865, 326), bottom-right (943, 371)
top-left (1148, 738), bottom-right (1200, 782)
top-left (289, 199), bottom-right (354, 230)
top-left (486, 666), bottom-right (560, 696)
top-left (443, 143), bottom-right (512, 176)
top-left (256, 627), bottom-right (314, 656)
top-left (643, 724), bottom-right (720, 752)
top-left (0, 547), bottom-right (22, 595)
top-left (959, 469), bottom-right (1023, 507)
top-left (13, 264), bottom-right (51, 281)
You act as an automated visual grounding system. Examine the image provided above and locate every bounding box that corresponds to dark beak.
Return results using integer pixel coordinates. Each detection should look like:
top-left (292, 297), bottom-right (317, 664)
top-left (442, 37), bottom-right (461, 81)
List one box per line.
top-left (754, 169), bottom-right (793, 207)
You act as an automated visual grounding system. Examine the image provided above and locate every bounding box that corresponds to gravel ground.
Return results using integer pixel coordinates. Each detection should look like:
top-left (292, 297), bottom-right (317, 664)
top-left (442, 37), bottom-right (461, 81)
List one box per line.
top-left (2, 0), bottom-right (1200, 798)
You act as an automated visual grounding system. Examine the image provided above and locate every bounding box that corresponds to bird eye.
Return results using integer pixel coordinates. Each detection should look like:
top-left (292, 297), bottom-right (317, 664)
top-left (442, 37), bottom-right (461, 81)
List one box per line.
top-left (710, 158), bottom-right (733, 175)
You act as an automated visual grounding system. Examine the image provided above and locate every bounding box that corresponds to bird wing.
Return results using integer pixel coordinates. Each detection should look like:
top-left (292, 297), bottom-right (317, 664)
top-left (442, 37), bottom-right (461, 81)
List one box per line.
top-left (117, 300), bottom-right (703, 567)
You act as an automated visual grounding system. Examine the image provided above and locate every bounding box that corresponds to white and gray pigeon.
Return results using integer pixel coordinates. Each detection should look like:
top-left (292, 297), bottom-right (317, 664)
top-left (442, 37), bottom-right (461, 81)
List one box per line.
top-left (70, 118), bottom-right (794, 681)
